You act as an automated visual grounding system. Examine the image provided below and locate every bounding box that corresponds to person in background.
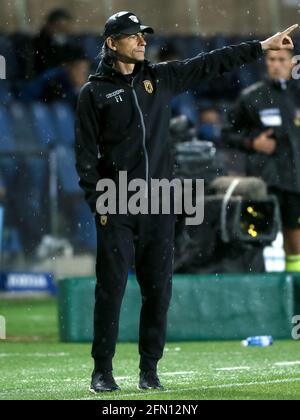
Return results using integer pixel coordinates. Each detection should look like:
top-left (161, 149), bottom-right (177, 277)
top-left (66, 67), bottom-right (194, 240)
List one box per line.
top-left (224, 48), bottom-right (300, 272)
top-left (34, 8), bottom-right (73, 75)
top-left (197, 106), bottom-right (222, 142)
top-left (20, 47), bottom-right (90, 109)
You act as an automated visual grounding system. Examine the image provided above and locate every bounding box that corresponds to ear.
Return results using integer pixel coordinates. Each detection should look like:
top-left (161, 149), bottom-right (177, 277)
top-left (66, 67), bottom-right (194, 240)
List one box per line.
top-left (106, 37), bottom-right (117, 51)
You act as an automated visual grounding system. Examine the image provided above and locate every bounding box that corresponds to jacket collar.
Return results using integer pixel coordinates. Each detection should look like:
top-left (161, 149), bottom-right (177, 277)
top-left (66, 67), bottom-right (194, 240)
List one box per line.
top-left (89, 57), bottom-right (150, 82)
top-left (267, 77), bottom-right (293, 91)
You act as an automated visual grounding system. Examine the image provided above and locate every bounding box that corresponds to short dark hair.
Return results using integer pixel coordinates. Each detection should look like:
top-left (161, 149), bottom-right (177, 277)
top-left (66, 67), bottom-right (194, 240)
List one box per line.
top-left (46, 8), bottom-right (72, 24)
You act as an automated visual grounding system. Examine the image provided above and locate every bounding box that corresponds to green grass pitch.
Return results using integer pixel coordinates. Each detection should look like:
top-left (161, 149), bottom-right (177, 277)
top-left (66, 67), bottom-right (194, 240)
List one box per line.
top-left (0, 298), bottom-right (299, 400)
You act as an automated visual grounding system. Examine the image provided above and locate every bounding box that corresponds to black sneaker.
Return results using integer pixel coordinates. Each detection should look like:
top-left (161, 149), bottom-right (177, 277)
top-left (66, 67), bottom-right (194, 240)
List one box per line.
top-left (139, 370), bottom-right (164, 390)
top-left (89, 370), bottom-right (120, 393)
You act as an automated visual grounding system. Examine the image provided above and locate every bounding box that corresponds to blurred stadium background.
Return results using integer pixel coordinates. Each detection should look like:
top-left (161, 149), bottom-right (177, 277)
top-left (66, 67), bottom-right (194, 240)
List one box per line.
top-left (0, 0), bottom-right (300, 400)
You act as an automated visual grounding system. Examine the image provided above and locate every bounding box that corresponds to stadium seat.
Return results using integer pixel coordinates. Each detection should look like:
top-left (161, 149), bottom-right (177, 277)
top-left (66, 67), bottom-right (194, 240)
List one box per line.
top-left (30, 102), bottom-right (58, 150)
top-left (72, 201), bottom-right (97, 251)
top-left (55, 146), bottom-right (81, 194)
top-left (19, 157), bottom-right (49, 243)
top-left (9, 102), bottom-right (38, 152)
top-left (0, 105), bottom-right (15, 152)
top-left (0, 157), bottom-right (19, 193)
top-left (0, 80), bottom-right (13, 106)
top-left (23, 156), bottom-right (48, 195)
top-left (72, 33), bottom-right (101, 67)
top-left (1, 226), bottom-right (22, 254)
top-left (51, 102), bottom-right (75, 146)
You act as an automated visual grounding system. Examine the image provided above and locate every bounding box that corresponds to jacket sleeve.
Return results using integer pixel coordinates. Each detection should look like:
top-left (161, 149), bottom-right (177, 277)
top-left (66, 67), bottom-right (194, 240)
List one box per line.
top-left (156, 41), bottom-right (263, 95)
top-left (222, 95), bottom-right (260, 151)
top-left (75, 83), bottom-right (101, 213)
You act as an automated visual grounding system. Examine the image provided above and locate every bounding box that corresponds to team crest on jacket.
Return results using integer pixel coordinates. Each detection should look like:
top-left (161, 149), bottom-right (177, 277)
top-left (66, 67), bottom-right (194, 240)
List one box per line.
top-left (295, 109), bottom-right (300, 127)
top-left (100, 215), bottom-right (108, 226)
top-left (143, 80), bottom-right (154, 94)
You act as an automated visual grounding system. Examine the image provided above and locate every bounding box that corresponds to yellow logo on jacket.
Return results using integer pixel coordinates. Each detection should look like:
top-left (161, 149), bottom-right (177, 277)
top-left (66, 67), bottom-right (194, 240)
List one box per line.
top-left (100, 215), bottom-right (108, 226)
top-left (295, 109), bottom-right (300, 127)
top-left (143, 80), bottom-right (154, 94)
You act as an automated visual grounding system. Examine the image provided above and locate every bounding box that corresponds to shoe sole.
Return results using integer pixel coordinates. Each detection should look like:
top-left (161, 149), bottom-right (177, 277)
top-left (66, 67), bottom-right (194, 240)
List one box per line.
top-left (89, 387), bottom-right (120, 394)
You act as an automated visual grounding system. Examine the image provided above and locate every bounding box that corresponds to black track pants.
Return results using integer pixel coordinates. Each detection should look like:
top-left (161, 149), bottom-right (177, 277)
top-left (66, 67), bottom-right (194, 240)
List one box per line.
top-left (92, 213), bottom-right (176, 373)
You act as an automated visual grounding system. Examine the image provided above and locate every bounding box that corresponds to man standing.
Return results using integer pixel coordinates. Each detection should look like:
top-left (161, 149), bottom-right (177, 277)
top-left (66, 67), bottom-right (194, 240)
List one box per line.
top-left (224, 48), bottom-right (300, 273)
top-left (75, 11), bottom-right (298, 393)
top-left (34, 8), bottom-right (73, 75)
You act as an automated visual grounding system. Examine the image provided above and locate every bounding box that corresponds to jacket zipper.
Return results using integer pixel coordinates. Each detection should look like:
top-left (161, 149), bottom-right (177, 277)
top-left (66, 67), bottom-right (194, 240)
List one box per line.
top-left (130, 77), bottom-right (149, 197)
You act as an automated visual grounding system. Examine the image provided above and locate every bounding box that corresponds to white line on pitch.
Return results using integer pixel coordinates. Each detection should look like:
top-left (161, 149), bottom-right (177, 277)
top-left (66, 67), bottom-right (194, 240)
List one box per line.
top-left (274, 361), bottom-right (300, 367)
top-left (216, 367), bottom-right (251, 371)
top-left (97, 377), bottom-right (300, 399)
top-left (115, 371), bottom-right (195, 381)
top-left (161, 371), bottom-right (195, 376)
top-left (0, 352), bottom-right (69, 357)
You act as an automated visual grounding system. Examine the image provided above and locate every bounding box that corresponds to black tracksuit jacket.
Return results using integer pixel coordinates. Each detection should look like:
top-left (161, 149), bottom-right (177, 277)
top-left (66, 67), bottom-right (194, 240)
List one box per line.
top-left (75, 41), bottom-right (263, 212)
top-left (223, 78), bottom-right (300, 193)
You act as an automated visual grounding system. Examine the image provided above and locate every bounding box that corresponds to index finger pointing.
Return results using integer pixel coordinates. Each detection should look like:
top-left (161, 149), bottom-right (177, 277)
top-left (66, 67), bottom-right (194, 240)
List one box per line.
top-left (283, 24), bottom-right (299, 35)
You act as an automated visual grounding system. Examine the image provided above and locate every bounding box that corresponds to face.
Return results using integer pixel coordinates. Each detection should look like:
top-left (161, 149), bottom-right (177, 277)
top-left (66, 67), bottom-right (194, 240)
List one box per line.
top-left (49, 18), bottom-right (72, 35)
top-left (200, 109), bottom-right (221, 125)
top-left (266, 50), bottom-right (294, 81)
top-left (107, 32), bottom-right (147, 63)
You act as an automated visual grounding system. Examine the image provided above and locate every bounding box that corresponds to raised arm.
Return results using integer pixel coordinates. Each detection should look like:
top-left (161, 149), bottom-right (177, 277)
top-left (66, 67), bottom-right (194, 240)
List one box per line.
top-left (156, 24), bottom-right (299, 95)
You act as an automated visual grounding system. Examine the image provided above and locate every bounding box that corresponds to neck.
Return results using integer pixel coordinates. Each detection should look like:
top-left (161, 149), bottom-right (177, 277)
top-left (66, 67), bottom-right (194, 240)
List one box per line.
top-left (270, 75), bottom-right (291, 83)
top-left (113, 60), bottom-right (136, 75)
